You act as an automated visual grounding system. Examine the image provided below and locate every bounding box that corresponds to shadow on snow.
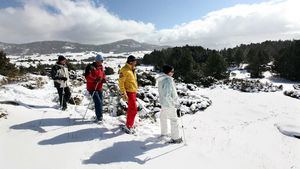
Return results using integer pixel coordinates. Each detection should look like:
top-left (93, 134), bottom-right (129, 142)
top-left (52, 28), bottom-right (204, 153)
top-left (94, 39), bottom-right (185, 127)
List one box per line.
top-left (38, 127), bottom-right (122, 145)
top-left (10, 117), bottom-right (91, 133)
top-left (83, 137), bottom-right (168, 165)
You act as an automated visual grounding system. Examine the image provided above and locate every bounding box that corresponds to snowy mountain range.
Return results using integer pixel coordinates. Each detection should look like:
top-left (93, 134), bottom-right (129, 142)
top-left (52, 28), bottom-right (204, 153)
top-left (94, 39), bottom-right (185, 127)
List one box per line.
top-left (0, 39), bottom-right (168, 55)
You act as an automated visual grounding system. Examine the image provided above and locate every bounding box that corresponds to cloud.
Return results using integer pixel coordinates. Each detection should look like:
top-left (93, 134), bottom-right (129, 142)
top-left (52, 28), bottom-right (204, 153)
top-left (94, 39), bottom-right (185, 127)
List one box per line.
top-left (148, 0), bottom-right (300, 49)
top-left (0, 0), bottom-right (299, 49)
top-left (0, 0), bottom-right (155, 44)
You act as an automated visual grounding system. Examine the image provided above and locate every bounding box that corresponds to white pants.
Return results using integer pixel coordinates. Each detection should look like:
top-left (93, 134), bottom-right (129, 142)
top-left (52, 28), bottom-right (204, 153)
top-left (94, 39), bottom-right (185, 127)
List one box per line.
top-left (160, 107), bottom-right (180, 140)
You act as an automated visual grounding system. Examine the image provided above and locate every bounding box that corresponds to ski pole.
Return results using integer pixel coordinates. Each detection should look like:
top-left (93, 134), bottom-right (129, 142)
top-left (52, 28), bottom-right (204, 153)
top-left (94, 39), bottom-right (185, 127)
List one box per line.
top-left (82, 82), bottom-right (100, 121)
top-left (179, 109), bottom-right (187, 145)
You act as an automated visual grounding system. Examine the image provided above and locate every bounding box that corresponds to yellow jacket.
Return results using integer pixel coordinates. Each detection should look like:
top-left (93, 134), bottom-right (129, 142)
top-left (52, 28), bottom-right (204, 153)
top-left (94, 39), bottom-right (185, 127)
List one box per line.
top-left (118, 63), bottom-right (138, 94)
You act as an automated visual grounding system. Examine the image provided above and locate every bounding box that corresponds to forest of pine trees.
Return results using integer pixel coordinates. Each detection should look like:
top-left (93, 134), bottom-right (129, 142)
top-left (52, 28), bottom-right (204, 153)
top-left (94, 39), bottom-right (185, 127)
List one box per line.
top-left (142, 40), bottom-right (300, 83)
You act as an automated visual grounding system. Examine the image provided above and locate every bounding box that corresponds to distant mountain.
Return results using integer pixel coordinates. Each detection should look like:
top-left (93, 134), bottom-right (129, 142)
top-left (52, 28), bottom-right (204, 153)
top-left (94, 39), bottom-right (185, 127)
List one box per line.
top-left (0, 39), bottom-right (168, 55)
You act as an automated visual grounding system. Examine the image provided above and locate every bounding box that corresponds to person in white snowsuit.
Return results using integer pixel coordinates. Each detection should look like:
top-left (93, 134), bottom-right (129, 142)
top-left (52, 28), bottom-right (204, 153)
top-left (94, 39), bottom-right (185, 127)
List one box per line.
top-left (51, 55), bottom-right (71, 110)
top-left (157, 65), bottom-right (182, 144)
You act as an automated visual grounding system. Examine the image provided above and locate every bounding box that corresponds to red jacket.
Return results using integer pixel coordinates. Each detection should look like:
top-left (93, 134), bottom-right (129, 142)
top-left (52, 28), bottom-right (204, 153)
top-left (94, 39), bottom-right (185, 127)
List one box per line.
top-left (85, 63), bottom-right (106, 91)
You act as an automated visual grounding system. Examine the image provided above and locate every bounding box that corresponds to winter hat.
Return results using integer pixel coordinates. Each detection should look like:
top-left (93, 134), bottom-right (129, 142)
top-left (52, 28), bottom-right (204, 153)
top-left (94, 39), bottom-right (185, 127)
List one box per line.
top-left (127, 55), bottom-right (136, 63)
top-left (162, 64), bottom-right (174, 74)
top-left (95, 54), bottom-right (104, 61)
top-left (57, 55), bottom-right (66, 62)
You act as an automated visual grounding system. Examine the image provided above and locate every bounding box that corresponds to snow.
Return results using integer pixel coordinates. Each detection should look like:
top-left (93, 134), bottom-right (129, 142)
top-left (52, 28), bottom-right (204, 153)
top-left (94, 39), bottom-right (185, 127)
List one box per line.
top-left (276, 124), bottom-right (300, 138)
top-left (1, 56), bottom-right (300, 169)
top-left (7, 51), bottom-right (151, 67)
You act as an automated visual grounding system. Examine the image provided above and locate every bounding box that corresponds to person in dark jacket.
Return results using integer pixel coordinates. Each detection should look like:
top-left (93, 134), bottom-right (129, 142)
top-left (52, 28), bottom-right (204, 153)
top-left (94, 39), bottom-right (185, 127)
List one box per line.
top-left (51, 55), bottom-right (71, 110)
top-left (85, 54), bottom-right (106, 122)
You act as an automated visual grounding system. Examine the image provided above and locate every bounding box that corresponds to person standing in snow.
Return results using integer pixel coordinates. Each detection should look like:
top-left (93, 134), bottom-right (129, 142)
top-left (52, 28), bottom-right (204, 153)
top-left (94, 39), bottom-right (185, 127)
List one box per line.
top-left (118, 55), bottom-right (138, 134)
top-left (51, 55), bottom-right (71, 111)
top-left (85, 54), bottom-right (107, 123)
top-left (157, 65), bottom-right (182, 144)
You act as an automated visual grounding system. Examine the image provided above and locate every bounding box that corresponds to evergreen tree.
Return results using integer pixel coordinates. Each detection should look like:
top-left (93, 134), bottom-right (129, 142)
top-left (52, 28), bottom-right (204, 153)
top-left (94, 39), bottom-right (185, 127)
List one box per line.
top-left (233, 48), bottom-right (243, 66)
top-left (203, 51), bottom-right (227, 79)
top-left (274, 40), bottom-right (300, 80)
top-left (246, 48), bottom-right (269, 78)
top-left (0, 50), bottom-right (18, 77)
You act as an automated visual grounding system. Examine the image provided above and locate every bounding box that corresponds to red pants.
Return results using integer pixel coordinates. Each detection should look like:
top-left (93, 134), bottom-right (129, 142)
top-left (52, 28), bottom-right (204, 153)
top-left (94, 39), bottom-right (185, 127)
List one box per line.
top-left (126, 92), bottom-right (137, 128)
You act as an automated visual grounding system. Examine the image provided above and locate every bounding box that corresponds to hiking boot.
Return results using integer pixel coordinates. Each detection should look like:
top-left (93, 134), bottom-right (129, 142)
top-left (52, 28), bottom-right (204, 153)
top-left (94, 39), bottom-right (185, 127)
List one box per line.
top-left (93, 118), bottom-right (103, 124)
top-left (122, 125), bottom-right (136, 134)
top-left (167, 137), bottom-right (183, 144)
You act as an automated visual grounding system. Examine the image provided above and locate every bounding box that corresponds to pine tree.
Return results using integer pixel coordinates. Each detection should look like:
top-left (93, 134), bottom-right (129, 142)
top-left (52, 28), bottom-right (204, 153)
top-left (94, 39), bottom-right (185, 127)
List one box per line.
top-left (203, 51), bottom-right (227, 79)
top-left (0, 50), bottom-right (18, 77)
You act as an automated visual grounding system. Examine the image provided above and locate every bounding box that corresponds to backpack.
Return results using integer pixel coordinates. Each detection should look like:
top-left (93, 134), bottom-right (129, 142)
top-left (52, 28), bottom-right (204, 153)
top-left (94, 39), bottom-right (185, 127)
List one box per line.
top-left (84, 63), bottom-right (95, 77)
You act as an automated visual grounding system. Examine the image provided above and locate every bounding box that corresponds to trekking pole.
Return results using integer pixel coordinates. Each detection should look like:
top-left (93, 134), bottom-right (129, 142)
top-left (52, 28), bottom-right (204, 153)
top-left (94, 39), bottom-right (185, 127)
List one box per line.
top-left (61, 86), bottom-right (65, 110)
top-left (179, 109), bottom-right (187, 145)
top-left (82, 82), bottom-right (100, 121)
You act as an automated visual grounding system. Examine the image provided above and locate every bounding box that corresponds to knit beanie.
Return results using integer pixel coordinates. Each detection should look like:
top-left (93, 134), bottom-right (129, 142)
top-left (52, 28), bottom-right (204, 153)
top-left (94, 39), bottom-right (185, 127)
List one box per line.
top-left (95, 54), bottom-right (104, 61)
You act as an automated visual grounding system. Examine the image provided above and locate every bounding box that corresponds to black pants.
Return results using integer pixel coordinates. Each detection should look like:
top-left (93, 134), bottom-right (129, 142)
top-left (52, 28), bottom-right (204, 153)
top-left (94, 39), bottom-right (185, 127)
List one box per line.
top-left (56, 87), bottom-right (71, 109)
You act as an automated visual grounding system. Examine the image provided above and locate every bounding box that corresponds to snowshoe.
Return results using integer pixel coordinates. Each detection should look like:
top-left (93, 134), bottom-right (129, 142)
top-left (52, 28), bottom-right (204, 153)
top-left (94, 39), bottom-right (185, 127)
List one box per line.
top-left (166, 137), bottom-right (183, 144)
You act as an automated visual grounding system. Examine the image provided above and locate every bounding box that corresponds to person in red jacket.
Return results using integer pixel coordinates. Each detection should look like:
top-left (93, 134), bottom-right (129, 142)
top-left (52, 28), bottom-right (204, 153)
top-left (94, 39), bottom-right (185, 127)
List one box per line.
top-left (85, 54), bottom-right (106, 123)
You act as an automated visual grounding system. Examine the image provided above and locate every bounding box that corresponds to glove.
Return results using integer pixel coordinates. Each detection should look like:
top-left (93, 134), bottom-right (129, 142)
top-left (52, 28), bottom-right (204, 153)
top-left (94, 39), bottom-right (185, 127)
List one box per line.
top-left (60, 77), bottom-right (67, 81)
top-left (95, 77), bottom-right (102, 83)
top-left (122, 93), bottom-right (128, 101)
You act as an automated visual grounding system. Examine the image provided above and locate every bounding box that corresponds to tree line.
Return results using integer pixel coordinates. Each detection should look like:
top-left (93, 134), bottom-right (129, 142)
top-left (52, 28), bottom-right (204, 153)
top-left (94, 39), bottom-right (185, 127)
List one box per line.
top-left (142, 39), bottom-right (300, 83)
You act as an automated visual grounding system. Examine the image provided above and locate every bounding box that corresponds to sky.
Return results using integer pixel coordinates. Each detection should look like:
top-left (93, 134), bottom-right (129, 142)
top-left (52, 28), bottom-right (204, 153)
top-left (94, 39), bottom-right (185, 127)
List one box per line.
top-left (0, 0), bottom-right (300, 49)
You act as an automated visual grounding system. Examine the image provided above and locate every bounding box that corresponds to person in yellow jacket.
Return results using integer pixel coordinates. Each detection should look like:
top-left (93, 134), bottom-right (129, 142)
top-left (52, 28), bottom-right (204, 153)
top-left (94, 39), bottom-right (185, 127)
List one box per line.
top-left (118, 55), bottom-right (138, 134)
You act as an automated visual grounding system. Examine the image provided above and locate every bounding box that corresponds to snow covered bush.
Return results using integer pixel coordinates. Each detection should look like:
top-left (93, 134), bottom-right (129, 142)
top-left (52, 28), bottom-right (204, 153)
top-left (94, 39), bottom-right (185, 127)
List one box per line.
top-left (20, 75), bottom-right (47, 89)
top-left (178, 94), bottom-right (212, 115)
top-left (284, 90), bottom-right (300, 99)
top-left (225, 79), bottom-right (282, 92)
top-left (137, 71), bottom-right (156, 87)
top-left (293, 84), bottom-right (300, 90)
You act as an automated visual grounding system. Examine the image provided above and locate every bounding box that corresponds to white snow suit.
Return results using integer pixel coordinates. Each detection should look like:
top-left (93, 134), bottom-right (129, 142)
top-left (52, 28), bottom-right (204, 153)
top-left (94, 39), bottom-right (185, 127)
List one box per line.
top-left (157, 74), bottom-right (180, 140)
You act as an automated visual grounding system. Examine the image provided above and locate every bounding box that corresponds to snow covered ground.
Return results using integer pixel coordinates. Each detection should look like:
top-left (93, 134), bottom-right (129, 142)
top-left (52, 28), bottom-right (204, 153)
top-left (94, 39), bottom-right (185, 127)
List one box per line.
top-left (1, 55), bottom-right (300, 169)
top-left (7, 51), bottom-right (151, 67)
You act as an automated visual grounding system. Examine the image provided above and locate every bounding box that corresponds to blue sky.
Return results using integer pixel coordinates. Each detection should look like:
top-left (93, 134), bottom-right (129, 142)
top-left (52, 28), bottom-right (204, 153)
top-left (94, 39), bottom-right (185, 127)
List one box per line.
top-left (0, 0), bottom-right (299, 49)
